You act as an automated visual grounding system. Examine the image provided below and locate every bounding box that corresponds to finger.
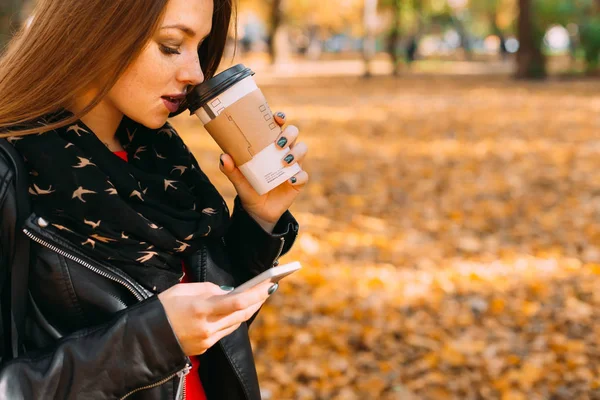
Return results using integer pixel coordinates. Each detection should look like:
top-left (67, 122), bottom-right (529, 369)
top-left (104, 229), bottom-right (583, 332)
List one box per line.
top-left (288, 170), bottom-right (309, 188)
top-left (170, 281), bottom-right (229, 297)
top-left (209, 299), bottom-right (265, 332)
top-left (207, 321), bottom-right (243, 348)
top-left (210, 280), bottom-right (273, 315)
top-left (216, 322), bottom-right (242, 341)
top-left (219, 153), bottom-right (256, 194)
top-left (273, 111), bottom-right (286, 127)
top-left (282, 142), bottom-right (308, 168)
top-left (194, 322), bottom-right (242, 355)
top-left (275, 125), bottom-right (299, 149)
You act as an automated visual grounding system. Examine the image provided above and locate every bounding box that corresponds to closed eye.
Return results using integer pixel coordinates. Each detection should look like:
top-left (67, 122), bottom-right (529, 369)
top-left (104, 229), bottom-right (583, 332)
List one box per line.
top-left (160, 44), bottom-right (181, 55)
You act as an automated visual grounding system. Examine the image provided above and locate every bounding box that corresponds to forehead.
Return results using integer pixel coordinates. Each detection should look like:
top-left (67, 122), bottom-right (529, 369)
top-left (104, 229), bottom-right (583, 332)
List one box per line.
top-left (161, 0), bottom-right (214, 34)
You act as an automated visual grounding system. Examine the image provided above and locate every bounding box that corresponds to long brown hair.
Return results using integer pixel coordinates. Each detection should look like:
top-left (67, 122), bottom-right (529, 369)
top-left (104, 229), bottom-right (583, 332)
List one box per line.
top-left (0, 0), bottom-right (235, 136)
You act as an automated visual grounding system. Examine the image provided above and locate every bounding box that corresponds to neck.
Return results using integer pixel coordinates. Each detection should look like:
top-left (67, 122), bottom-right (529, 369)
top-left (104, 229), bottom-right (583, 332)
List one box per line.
top-left (70, 93), bottom-right (125, 152)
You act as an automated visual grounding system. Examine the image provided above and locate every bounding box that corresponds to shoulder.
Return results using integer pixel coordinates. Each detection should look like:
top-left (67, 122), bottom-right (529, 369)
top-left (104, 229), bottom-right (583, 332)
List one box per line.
top-left (0, 138), bottom-right (30, 227)
top-left (0, 139), bottom-right (21, 180)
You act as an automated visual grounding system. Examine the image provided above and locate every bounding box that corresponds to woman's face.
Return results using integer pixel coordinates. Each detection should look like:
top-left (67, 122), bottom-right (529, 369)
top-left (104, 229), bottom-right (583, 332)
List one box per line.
top-left (105, 0), bottom-right (214, 129)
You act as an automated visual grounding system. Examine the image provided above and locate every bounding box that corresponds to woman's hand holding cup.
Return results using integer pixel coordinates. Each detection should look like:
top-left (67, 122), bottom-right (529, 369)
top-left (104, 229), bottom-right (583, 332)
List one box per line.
top-left (219, 111), bottom-right (309, 226)
top-left (186, 65), bottom-right (309, 226)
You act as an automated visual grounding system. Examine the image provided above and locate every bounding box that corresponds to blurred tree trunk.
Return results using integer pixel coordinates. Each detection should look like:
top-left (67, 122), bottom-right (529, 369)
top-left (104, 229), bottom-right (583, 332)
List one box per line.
top-left (579, 0), bottom-right (600, 75)
top-left (405, 0), bottom-right (424, 66)
top-left (305, 25), bottom-right (322, 61)
top-left (489, 9), bottom-right (507, 60)
top-left (363, 0), bottom-right (378, 78)
top-left (516, 0), bottom-right (546, 79)
top-left (387, 0), bottom-right (402, 76)
top-left (0, 0), bottom-right (25, 50)
top-left (267, 0), bottom-right (283, 64)
top-left (453, 16), bottom-right (472, 60)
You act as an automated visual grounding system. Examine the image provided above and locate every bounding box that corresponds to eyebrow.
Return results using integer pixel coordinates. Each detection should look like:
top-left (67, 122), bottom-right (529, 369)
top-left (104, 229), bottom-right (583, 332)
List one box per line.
top-left (161, 24), bottom-right (210, 40)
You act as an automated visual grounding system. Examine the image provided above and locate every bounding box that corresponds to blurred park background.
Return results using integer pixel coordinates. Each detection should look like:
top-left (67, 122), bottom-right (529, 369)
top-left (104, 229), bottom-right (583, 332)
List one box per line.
top-left (3, 0), bottom-right (600, 399)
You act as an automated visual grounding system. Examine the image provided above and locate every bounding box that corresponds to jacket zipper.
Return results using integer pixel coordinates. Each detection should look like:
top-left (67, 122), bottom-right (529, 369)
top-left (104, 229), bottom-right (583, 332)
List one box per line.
top-left (222, 235), bottom-right (286, 267)
top-left (22, 228), bottom-right (146, 302)
top-left (119, 362), bottom-right (191, 400)
top-left (272, 237), bottom-right (285, 266)
top-left (174, 363), bottom-right (192, 400)
top-left (24, 220), bottom-right (191, 398)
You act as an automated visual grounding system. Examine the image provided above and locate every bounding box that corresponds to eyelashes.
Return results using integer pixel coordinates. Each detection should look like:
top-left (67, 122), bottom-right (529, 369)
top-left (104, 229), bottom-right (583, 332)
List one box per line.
top-left (160, 44), bottom-right (181, 56)
top-left (159, 39), bottom-right (206, 56)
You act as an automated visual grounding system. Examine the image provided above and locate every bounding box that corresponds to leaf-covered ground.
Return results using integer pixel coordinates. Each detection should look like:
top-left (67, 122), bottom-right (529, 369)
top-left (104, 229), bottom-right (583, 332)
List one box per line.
top-left (173, 73), bottom-right (600, 400)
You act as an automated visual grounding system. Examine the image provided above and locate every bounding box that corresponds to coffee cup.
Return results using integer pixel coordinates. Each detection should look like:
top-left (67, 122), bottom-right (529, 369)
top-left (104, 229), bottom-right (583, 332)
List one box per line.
top-left (186, 64), bottom-right (301, 195)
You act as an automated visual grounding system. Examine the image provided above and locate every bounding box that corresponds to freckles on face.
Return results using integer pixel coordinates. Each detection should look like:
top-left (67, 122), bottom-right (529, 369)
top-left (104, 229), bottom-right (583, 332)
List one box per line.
top-left (106, 0), bottom-right (214, 129)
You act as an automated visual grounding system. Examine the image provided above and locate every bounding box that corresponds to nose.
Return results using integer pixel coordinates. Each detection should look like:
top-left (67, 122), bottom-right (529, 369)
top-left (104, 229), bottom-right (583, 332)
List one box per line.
top-left (178, 53), bottom-right (204, 87)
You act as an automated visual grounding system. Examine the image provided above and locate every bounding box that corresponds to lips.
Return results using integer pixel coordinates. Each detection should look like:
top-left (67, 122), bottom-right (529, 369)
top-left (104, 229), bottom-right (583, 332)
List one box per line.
top-left (161, 93), bottom-right (186, 113)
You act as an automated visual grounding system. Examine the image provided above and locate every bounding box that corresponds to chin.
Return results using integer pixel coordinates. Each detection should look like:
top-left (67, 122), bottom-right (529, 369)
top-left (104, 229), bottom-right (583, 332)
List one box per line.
top-left (124, 107), bottom-right (170, 130)
top-left (146, 119), bottom-right (169, 130)
top-left (137, 114), bottom-right (170, 130)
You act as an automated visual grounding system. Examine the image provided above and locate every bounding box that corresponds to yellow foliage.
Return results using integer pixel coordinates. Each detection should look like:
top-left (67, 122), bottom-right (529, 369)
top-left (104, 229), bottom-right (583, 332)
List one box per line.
top-left (172, 73), bottom-right (600, 399)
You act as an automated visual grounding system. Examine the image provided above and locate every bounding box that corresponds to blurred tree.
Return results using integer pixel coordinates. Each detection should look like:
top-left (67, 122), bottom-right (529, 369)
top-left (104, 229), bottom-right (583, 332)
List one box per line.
top-left (470, 0), bottom-right (514, 59)
top-left (267, 0), bottom-right (283, 64)
top-left (0, 0), bottom-right (25, 50)
top-left (363, 0), bottom-right (379, 77)
top-left (382, 0), bottom-right (403, 75)
top-left (286, 0), bottom-right (364, 62)
top-left (239, 0), bottom-right (364, 61)
top-left (580, 21), bottom-right (600, 74)
top-left (237, 0), bottom-right (284, 63)
top-left (516, 0), bottom-right (546, 78)
top-left (286, 0), bottom-right (363, 33)
top-left (490, 9), bottom-right (508, 59)
top-left (516, 0), bottom-right (584, 78)
top-left (579, 0), bottom-right (600, 74)
top-left (448, 1), bottom-right (473, 60)
top-left (406, 0), bottom-right (427, 65)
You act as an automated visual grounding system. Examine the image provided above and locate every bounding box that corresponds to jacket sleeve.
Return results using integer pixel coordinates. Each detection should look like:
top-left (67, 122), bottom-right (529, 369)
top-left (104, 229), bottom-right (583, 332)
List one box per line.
top-left (0, 147), bottom-right (190, 399)
top-left (224, 196), bottom-right (299, 284)
top-left (0, 296), bottom-right (189, 399)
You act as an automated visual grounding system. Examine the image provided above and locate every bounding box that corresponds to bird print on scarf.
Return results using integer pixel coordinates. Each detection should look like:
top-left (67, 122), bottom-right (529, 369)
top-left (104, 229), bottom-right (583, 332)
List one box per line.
top-left (10, 112), bottom-right (230, 292)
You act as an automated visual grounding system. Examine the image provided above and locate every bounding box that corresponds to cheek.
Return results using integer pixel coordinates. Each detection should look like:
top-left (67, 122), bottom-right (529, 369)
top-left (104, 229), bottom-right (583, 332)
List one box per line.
top-left (114, 48), bottom-right (171, 102)
top-left (111, 73), bottom-right (141, 105)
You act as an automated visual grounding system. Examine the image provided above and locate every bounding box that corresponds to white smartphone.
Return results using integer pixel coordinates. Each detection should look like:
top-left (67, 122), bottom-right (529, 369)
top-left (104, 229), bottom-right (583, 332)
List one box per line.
top-left (229, 261), bottom-right (302, 294)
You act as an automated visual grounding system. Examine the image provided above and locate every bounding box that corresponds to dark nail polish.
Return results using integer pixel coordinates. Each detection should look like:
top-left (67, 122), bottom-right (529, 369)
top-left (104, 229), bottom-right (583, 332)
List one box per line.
top-left (284, 154), bottom-right (294, 164)
top-left (268, 283), bottom-right (279, 295)
top-left (277, 137), bottom-right (288, 148)
top-left (290, 177), bottom-right (297, 184)
top-left (219, 155), bottom-right (224, 166)
top-left (220, 285), bottom-right (234, 291)
top-left (276, 112), bottom-right (286, 119)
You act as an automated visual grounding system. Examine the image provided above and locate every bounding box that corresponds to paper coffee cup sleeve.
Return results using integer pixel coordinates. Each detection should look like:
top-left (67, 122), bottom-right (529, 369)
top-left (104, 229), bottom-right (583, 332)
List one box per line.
top-left (204, 89), bottom-right (281, 166)
top-left (200, 82), bottom-right (296, 194)
top-left (239, 145), bottom-right (302, 195)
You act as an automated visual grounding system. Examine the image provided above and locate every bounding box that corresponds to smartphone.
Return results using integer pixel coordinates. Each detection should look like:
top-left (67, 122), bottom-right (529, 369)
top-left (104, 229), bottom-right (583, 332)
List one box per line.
top-left (229, 261), bottom-right (302, 294)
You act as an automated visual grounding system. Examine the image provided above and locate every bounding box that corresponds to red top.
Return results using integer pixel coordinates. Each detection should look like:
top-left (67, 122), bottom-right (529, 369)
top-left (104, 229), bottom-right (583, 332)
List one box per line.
top-left (180, 267), bottom-right (206, 400)
top-left (113, 150), bottom-right (206, 400)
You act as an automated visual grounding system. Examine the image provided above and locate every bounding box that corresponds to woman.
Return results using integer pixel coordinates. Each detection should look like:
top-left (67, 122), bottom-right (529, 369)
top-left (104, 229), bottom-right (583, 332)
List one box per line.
top-left (0, 0), bottom-right (308, 398)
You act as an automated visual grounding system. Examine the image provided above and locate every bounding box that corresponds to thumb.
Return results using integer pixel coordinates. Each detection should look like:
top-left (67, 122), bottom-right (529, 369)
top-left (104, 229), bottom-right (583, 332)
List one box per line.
top-left (219, 154), bottom-right (255, 194)
top-left (165, 281), bottom-right (226, 298)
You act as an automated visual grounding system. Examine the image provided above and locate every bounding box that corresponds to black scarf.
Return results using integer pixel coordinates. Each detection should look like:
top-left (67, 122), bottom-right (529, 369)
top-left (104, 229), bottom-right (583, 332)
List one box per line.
top-left (10, 112), bottom-right (230, 292)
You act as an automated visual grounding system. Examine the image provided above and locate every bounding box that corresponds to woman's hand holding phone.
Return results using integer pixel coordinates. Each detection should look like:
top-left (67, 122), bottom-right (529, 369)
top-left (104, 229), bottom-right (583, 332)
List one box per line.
top-left (158, 280), bottom-right (274, 356)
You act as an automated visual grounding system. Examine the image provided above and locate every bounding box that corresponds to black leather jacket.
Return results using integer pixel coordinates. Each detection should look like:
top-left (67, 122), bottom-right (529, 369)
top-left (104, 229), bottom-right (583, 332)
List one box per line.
top-left (0, 139), bottom-right (299, 399)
